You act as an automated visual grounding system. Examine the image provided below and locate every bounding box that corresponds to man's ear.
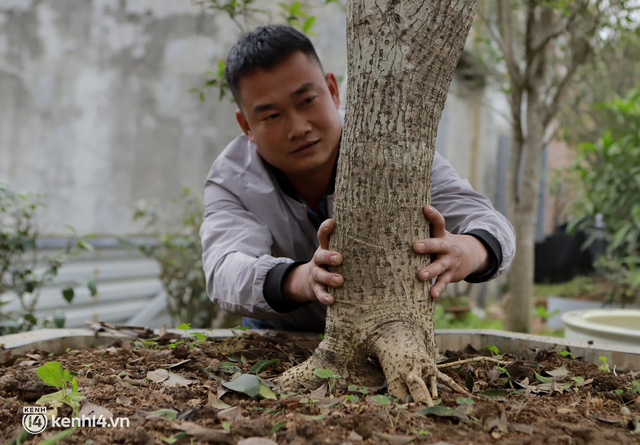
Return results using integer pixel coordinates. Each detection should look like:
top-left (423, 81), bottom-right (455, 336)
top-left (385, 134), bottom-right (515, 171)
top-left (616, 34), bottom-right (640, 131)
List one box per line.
top-left (325, 73), bottom-right (340, 108)
top-left (235, 110), bottom-right (255, 143)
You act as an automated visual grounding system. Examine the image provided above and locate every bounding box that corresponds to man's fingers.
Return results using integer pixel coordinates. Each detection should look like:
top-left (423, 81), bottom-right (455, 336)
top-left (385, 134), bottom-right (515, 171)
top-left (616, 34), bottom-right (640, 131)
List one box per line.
top-left (423, 205), bottom-right (446, 238)
top-left (413, 238), bottom-right (448, 254)
top-left (317, 219), bottom-right (335, 250)
top-left (431, 272), bottom-right (453, 299)
top-left (313, 284), bottom-right (335, 305)
top-left (417, 258), bottom-right (450, 281)
top-left (312, 266), bottom-right (344, 288)
top-left (314, 249), bottom-right (342, 267)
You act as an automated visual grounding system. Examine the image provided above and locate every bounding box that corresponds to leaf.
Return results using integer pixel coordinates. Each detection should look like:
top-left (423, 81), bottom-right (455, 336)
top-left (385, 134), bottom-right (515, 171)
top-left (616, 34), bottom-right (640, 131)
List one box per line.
top-left (162, 432), bottom-right (188, 444)
top-left (147, 369), bottom-right (170, 383)
top-left (268, 421), bottom-right (285, 435)
top-left (163, 372), bottom-right (195, 387)
top-left (259, 383), bottom-right (277, 400)
top-left (218, 406), bottom-right (244, 422)
top-left (62, 288), bottom-right (75, 303)
top-left (314, 368), bottom-right (336, 379)
top-left (547, 366), bottom-right (569, 378)
top-left (535, 373), bottom-right (554, 383)
top-left (37, 361), bottom-right (64, 388)
top-left (417, 405), bottom-right (457, 417)
top-left (208, 391), bottom-right (231, 409)
top-left (177, 323), bottom-right (191, 330)
top-left (175, 422), bottom-right (233, 443)
top-left (457, 397), bottom-right (475, 405)
top-left (87, 279), bottom-right (97, 296)
top-left (370, 395), bottom-right (391, 406)
top-left (479, 389), bottom-right (509, 401)
top-left (79, 401), bottom-right (113, 419)
top-left (299, 412), bottom-right (328, 421)
top-left (238, 438), bottom-right (278, 445)
top-left (222, 374), bottom-right (261, 399)
top-left (147, 409), bottom-right (178, 419)
top-left (309, 383), bottom-right (328, 400)
top-left (249, 359), bottom-right (279, 374)
top-left (302, 16), bottom-right (316, 33)
top-left (465, 372), bottom-right (474, 391)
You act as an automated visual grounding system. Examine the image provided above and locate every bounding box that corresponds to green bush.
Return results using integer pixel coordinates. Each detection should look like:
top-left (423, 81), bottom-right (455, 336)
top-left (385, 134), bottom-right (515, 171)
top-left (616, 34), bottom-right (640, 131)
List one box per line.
top-left (132, 187), bottom-right (222, 327)
top-left (568, 84), bottom-right (640, 304)
top-left (0, 184), bottom-right (93, 334)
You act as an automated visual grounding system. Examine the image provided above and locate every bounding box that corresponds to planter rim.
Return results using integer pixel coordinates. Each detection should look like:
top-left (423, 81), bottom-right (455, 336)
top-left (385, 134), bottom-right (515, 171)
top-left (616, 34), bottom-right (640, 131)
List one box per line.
top-left (2, 328), bottom-right (640, 372)
top-left (561, 308), bottom-right (640, 341)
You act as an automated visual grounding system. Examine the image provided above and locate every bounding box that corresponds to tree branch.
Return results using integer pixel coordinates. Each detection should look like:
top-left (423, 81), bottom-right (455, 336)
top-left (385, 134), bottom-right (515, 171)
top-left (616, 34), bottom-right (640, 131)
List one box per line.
top-left (495, 0), bottom-right (523, 88)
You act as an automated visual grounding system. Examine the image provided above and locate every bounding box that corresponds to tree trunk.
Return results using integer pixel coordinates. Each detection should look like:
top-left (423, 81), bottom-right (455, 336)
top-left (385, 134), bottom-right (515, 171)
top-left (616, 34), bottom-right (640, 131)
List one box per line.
top-left (278, 0), bottom-right (478, 404)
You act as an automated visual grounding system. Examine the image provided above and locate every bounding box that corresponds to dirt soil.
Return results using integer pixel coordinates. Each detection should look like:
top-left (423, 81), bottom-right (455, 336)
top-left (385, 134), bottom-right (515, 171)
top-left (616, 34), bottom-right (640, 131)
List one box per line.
top-left (1, 329), bottom-right (639, 444)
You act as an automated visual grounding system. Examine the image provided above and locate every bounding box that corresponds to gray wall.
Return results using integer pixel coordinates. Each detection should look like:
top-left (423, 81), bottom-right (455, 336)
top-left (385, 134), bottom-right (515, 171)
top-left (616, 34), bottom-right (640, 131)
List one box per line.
top-left (0, 0), bottom-right (346, 236)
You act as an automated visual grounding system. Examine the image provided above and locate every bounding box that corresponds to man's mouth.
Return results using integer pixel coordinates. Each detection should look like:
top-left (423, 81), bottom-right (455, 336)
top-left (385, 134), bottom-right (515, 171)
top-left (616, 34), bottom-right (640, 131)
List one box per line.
top-left (292, 140), bottom-right (319, 154)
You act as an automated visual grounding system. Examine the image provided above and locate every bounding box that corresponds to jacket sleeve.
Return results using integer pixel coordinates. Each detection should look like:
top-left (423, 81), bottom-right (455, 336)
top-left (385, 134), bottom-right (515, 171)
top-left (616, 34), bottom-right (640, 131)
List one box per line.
top-left (431, 152), bottom-right (515, 279)
top-left (199, 180), bottom-right (292, 320)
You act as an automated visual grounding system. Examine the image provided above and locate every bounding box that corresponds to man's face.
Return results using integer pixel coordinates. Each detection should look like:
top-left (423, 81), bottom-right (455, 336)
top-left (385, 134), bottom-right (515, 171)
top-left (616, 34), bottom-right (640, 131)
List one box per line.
top-left (235, 51), bottom-right (342, 179)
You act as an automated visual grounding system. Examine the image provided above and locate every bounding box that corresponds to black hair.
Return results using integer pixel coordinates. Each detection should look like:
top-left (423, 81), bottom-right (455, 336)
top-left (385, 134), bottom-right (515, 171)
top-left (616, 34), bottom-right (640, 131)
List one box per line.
top-left (225, 25), bottom-right (322, 106)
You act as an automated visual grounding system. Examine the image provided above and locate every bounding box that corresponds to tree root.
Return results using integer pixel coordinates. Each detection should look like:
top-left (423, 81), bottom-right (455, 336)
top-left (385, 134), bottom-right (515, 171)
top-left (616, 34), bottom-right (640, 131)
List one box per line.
top-left (437, 356), bottom-right (508, 369)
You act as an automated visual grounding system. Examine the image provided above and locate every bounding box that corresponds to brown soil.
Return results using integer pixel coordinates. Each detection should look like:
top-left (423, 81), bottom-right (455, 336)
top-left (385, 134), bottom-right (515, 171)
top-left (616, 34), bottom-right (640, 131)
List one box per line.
top-left (1, 330), bottom-right (639, 444)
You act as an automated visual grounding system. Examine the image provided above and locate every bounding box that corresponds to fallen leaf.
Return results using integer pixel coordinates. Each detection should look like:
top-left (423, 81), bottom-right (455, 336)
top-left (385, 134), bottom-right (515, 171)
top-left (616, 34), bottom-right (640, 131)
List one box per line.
top-left (116, 395), bottom-right (132, 406)
top-left (222, 374), bottom-right (261, 399)
top-left (79, 402), bottom-right (113, 419)
top-left (176, 422), bottom-right (233, 444)
top-left (348, 431), bottom-right (363, 441)
top-left (309, 383), bottom-right (328, 400)
top-left (163, 372), bottom-right (195, 387)
top-left (372, 432), bottom-right (415, 444)
top-left (479, 389), bottom-right (509, 401)
top-left (546, 366), bottom-right (569, 379)
top-left (237, 438), bottom-right (278, 445)
top-left (166, 359), bottom-right (191, 370)
top-left (596, 415), bottom-right (620, 425)
top-left (208, 391), bottom-right (231, 409)
top-left (147, 369), bottom-right (169, 383)
top-left (217, 406), bottom-right (245, 422)
top-left (316, 396), bottom-right (346, 408)
top-left (557, 407), bottom-right (576, 415)
top-left (510, 423), bottom-right (534, 435)
top-left (248, 359), bottom-right (279, 374)
top-left (147, 409), bottom-right (178, 420)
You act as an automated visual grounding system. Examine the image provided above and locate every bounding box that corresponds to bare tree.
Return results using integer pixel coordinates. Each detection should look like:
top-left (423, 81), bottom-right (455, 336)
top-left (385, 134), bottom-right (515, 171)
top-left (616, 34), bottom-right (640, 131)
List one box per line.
top-left (278, 0), bottom-right (478, 405)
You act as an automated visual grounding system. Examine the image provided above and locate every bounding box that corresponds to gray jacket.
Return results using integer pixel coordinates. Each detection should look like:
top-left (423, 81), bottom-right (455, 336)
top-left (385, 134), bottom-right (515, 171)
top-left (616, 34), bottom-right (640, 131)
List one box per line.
top-left (200, 135), bottom-right (515, 331)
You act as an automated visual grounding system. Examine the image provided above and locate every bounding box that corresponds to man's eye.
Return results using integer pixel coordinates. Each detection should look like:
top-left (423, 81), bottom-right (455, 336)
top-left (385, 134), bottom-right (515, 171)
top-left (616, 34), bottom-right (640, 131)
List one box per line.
top-left (263, 114), bottom-right (279, 121)
top-left (302, 96), bottom-right (317, 106)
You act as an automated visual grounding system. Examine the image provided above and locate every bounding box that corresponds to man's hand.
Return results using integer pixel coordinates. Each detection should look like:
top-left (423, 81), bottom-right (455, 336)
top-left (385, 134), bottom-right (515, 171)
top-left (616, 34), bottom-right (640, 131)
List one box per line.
top-left (282, 219), bottom-right (343, 305)
top-left (414, 205), bottom-right (490, 299)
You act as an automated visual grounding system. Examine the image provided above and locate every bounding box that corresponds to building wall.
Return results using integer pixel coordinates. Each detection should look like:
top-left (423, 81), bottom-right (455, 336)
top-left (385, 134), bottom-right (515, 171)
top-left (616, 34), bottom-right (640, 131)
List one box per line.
top-left (0, 0), bottom-right (509, 238)
top-left (0, 0), bottom-right (346, 236)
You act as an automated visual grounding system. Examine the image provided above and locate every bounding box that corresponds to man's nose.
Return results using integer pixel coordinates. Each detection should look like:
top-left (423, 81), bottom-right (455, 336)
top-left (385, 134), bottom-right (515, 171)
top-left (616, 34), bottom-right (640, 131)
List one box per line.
top-left (288, 112), bottom-right (312, 140)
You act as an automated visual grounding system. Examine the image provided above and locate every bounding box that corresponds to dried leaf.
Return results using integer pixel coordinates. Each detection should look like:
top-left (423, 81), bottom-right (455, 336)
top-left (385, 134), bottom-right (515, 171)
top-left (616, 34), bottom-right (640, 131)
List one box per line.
top-left (372, 432), bottom-right (415, 444)
top-left (309, 383), bottom-right (328, 400)
top-left (167, 359), bottom-right (191, 370)
top-left (147, 409), bottom-right (178, 420)
top-left (417, 406), bottom-right (457, 417)
top-left (163, 372), bottom-right (195, 387)
top-left (79, 402), bottom-right (113, 419)
top-left (217, 406), bottom-right (245, 422)
top-left (237, 438), bottom-right (278, 445)
top-left (208, 391), bottom-right (231, 410)
top-left (510, 423), bottom-right (534, 435)
top-left (176, 422), bottom-right (233, 444)
top-left (316, 396), bottom-right (346, 408)
top-left (116, 395), bottom-right (132, 406)
top-left (147, 369), bottom-right (169, 383)
top-left (546, 366), bottom-right (569, 379)
top-left (596, 415), bottom-right (621, 425)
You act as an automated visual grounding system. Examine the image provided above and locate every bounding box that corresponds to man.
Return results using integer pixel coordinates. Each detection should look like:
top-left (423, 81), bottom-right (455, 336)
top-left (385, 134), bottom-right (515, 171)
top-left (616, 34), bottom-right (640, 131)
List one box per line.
top-left (200, 25), bottom-right (515, 332)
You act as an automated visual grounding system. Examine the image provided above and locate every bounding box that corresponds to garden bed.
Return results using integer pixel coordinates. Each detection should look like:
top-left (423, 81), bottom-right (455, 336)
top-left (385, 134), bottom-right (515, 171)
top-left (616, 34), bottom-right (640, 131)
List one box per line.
top-left (1, 327), bottom-right (639, 444)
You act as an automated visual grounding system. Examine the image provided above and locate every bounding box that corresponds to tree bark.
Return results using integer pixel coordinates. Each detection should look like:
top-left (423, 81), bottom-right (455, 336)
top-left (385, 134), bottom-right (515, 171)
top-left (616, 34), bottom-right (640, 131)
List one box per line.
top-left (278, 0), bottom-right (478, 404)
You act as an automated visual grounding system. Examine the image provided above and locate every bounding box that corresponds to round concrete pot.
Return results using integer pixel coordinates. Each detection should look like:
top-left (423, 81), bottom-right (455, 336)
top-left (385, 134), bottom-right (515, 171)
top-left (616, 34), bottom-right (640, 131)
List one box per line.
top-left (562, 308), bottom-right (640, 348)
top-left (2, 327), bottom-right (640, 372)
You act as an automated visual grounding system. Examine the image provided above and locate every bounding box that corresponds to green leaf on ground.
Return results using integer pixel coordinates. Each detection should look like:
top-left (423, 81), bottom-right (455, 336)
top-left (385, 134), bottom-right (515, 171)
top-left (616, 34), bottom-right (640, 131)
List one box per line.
top-left (222, 374), bottom-right (261, 399)
top-left (147, 409), bottom-right (178, 420)
top-left (479, 389), bottom-right (509, 401)
top-left (249, 359), bottom-right (279, 374)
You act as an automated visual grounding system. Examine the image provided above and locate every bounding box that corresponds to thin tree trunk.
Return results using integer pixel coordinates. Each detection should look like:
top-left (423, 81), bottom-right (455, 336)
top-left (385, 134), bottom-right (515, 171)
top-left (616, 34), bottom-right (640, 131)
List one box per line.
top-left (278, 0), bottom-right (478, 404)
top-left (505, 88), bottom-right (544, 333)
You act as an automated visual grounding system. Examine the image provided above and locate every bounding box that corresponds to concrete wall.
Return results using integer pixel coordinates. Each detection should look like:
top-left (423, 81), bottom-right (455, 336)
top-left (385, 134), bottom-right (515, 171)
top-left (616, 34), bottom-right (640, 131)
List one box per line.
top-left (0, 0), bottom-right (509, 238)
top-left (0, 0), bottom-right (346, 236)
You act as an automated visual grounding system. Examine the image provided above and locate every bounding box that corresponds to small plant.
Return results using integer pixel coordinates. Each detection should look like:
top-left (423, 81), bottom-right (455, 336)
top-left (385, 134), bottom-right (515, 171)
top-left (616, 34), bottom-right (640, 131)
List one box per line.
top-left (483, 345), bottom-right (501, 357)
top-left (35, 361), bottom-right (85, 415)
top-left (598, 356), bottom-right (610, 373)
top-left (560, 350), bottom-right (575, 360)
top-left (314, 368), bottom-right (342, 394)
top-left (629, 380), bottom-right (640, 394)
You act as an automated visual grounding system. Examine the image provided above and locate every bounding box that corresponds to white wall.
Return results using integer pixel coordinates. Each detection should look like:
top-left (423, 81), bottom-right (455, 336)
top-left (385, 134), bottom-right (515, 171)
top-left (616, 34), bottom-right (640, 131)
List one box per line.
top-left (0, 0), bottom-right (346, 236)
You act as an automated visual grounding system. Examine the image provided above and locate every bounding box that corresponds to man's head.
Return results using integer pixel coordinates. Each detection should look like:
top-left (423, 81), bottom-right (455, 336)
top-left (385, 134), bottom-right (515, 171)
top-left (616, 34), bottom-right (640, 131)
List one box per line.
top-left (226, 25), bottom-right (342, 184)
top-left (225, 25), bottom-right (323, 107)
